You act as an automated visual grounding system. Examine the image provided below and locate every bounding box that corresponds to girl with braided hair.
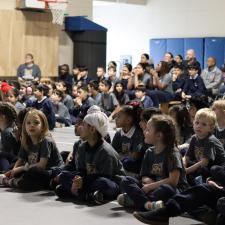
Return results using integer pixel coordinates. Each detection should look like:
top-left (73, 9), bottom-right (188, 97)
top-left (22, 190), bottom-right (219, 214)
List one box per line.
top-left (0, 102), bottom-right (20, 172)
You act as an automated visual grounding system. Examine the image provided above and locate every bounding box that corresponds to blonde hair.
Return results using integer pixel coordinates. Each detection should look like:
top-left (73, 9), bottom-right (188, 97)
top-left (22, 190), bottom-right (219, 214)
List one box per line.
top-left (21, 109), bottom-right (50, 150)
top-left (195, 108), bottom-right (217, 127)
top-left (212, 100), bottom-right (225, 111)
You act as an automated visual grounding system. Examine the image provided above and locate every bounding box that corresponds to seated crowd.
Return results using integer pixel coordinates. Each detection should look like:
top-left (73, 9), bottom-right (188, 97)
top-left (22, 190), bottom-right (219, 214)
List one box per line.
top-left (0, 50), bottom-right (225, 225)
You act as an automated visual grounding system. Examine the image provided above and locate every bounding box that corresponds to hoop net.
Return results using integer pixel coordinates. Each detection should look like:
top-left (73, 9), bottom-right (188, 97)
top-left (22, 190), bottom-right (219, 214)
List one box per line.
top-left (48, 2), bottom-right (68, 25)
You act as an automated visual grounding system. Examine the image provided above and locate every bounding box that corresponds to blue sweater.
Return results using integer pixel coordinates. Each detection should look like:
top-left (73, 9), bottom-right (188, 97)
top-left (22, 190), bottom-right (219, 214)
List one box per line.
top-left (32, 97), bottom-right (56, 130)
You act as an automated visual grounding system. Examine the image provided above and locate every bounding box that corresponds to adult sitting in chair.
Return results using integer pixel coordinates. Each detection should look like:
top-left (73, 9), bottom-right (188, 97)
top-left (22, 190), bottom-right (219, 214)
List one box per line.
top-left (17, 53), bottom-right (41, 84)
top-left (201, 57), bottom-right (223, 97)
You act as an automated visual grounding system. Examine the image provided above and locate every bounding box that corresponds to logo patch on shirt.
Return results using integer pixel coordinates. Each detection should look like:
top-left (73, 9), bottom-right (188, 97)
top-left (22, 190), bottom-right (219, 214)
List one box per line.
top-left (151, 163), bottom-right (163, 176)
top-left (194, 147), bottom-right (204, 160)
top-left (28, 153), bottom-right (38, 165)
top-left (86, 163), bottom-right (97, 175)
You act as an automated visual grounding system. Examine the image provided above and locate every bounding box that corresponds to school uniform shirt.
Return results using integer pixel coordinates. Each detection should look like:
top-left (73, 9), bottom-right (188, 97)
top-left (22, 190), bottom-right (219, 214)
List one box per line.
top-left (92, 92), bottom-right (102, 106)
top-left (112, 126), bottom-right (144, 155)
top-left (183, 75), bottom-right (207, 96)
top-left (186, 134), bottom-right (225, 167)
top-left (76, 140), bottom-right (125, 178)
top-left (130, 73), bottom-right (152, 89)
top-left (140, 95), bottom-right (153, 108)
top-left (215, 127), bottom-right (225, 150)
top-left (159, 73), bottom-right (174, 94)
top-left (115, 93), bottom-right (130, 106)
top-left (140, 147), bottom-right (188, 191)
top-left (52, 102), bottom-right (71, 123)
top-left (99, 92), bottom-right (119, 113)
top-left (62, 94), bottom-right (74, 111)
top-left (70, 96), bottom-right (95, 118)
top-left (0, 127), bottom-right (20, 160)
top-left (172, 75), bottom-right (186, 92)
top-left (15, 101), bottom-right (25, 113)
top-left (32, 97), bottom-right (55, 130)
top-left (18, 136), bottom-right (64, 170)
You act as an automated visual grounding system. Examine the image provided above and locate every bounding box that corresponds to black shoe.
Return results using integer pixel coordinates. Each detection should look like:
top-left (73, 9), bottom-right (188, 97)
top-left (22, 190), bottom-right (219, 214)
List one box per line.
top-left (93, 190), bottom-right (106, 205)
top-left (55, 185), bottom-right (72, 199)
top-left (85, 191), bottom-right (106, 205)
top-left (133, 208), bottom-right (169, 225)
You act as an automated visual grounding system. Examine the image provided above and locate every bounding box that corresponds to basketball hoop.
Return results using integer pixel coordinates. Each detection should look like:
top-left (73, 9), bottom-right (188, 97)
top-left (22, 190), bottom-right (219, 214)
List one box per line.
top-left (38, 0), bottom-right (68, 25)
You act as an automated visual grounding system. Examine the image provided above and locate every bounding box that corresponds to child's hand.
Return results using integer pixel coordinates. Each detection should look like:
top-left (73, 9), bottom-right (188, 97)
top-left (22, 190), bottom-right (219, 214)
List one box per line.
top-left (10, 167), bottom-right (23, 178)
top-left (66, 152), bottom-right (73, 165)
top-left (142, 177), bottom-right (154, 185)
top-left (142, 183), bottom-right (156, 193)
top-left (207, 179), bottom-right (223, 190)
top-left (71, 176), bottom-right (83, 194)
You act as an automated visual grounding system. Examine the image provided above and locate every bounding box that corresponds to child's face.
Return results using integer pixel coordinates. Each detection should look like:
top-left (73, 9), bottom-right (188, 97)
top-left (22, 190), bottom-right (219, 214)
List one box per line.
top-left (99, 83), bottom-right (108, 93)
top-left (97, 68), bottom-right (104, 77)
top-left (108, 68), bottom-right (116, 77)
top-left (193, 117), bottom-right (214, 139)
top-left (34, 89), bottom-right (43, 100)
top-left (136, 65), bottom-right (144, 75)
top-left (189, 105), bottom-right (197, 121)
top-left (77, 88), bottom-right (88, 101)
top-left (115, 111), bottom-right (127, 128)
top-left (144, 120), bottom-right (158, 145)
top-left (72, 86), bottom-right (78, 97)
top-left (122, 67), bottom-right (129, 76)
top-left (20, 87), bottom-right (27, 96)
top-left (5, 92), bottom-right (17, 105)
top-left (115, 83), bottom-right (123, 93)
top-left (51, 93), bottom-right (61, 103)
top-left (74, 119), bottom-right (83, 136)
top-left (139, 116), bottom-right (147, 132)
top-left (56, 83), bottom-right (66, 92)
top-left (135, 90), bottom-right (144, 99)
top-left (25, 114), bottom-right (43, 138)
top-left (189, 68), bottom-right (198, 77)
top-left (173, 68), bottom-right (182, 77)
top-left (212, 105), bottom-right (225, 120)
top-left (79, 121), bottom-right (92, 140)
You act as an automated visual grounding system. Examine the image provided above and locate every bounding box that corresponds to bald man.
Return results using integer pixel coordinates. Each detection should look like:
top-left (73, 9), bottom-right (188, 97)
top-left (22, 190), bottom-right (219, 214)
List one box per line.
top-left (183, 49), bottom-right (201, 75)
top-left (201, 57), bottom-right (223, 97)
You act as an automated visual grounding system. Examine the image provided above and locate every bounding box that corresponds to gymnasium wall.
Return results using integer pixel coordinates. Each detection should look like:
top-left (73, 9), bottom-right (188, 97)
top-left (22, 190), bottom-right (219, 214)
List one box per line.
top-left (0, 0), bottom-right (92, 77)
top-left (93, 0), bottom-right (225, 66)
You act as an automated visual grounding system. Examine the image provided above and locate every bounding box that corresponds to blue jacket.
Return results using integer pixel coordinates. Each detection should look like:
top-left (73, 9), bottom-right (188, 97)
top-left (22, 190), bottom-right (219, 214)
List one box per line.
top-left (183, 75), bottom-right (206, 96)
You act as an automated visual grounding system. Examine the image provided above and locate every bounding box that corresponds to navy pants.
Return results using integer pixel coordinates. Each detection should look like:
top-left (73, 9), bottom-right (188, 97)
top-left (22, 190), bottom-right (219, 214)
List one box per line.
top-left (121, 176), bottom-right (177, 210)
top-left (146, 90), bottom-right (174, 107)
top-left (121, 156), bottom-right (142, 174)
top-left (58, 171), bottom-right (120, 201)
top-left (15, 168), bottom-right (52, 191)
top-left (165, 184), bottom-right (225, 217)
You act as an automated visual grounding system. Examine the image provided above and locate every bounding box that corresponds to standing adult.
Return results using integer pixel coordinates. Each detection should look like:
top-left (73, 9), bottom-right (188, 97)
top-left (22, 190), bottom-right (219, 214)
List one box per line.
top-left (17, 53), bottom-right (41, 83)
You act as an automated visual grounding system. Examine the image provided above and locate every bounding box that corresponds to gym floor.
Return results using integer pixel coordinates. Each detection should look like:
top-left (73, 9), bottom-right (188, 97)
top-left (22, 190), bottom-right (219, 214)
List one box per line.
top-left (0, 125), bottom-right (204, 225)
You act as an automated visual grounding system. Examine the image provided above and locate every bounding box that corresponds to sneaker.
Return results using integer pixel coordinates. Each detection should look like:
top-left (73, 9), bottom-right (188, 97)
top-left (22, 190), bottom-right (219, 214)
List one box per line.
top-left (0, 174), bottom-right (6, 185)
top-left (152, 201), bottom-right (164, 210)
top-left (93, 190), bottom-right (105, 205)
top-left (117, 193), bottom-right (135, 208)
top-left (55, 185), bottom-right (73, 199)
top-left (133, 208), bottom-right (169, 225)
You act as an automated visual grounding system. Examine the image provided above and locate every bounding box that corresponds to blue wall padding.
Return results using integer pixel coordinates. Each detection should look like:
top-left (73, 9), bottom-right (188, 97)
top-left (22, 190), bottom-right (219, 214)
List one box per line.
top-left (204, 37), bottom-right (225, 68)
top-left (166, 38), bottom-right (184, 58)
top-left (150, 39), bottom-right (167, 65)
